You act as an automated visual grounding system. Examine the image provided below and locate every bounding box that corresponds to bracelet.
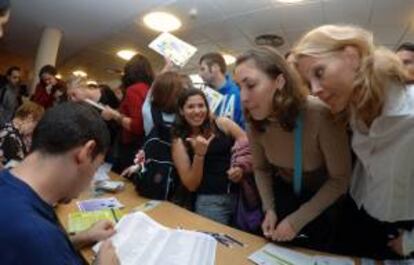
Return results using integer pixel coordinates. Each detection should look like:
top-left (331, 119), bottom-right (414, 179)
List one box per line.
top-left (194, 153), bottom-right (205, 158)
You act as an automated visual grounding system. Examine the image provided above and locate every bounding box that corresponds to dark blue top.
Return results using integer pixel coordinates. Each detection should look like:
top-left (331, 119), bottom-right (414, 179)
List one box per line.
top-left (0, 170), bottom-right (84, 265)
top-left (215, 75), bottom-right (245, 129)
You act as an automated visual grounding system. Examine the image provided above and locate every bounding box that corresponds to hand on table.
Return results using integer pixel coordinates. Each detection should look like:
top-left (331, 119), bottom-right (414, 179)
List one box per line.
top-left (272, 218), bottom-right (297, 242)
top-left (262, 209), bottom-right (278, 239)
top-left (96, 240), bottom-right (120, 265)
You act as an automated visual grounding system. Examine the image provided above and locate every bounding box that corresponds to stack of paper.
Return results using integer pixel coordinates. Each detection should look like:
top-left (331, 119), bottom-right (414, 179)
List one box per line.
top-left (94, 212), bottom-right (216, 265)
top-left (249, 243), bottom-right (355, 265)
top-left (68, 209), bottom-right (122, 233)
top-left (93, 163), bottom-right (112, 182)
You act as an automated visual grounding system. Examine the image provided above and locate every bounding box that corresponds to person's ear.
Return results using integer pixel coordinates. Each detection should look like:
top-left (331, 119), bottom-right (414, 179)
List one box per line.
top-left (75, 140), bottom-right (96, 165)
top-left (274, 74), bottom-right (286, 91)
top-left (343, 46), bottom-right (360, 70)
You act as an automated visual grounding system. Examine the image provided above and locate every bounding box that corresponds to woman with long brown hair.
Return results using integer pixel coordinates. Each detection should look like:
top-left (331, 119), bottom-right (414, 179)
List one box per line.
top-left (234, 46), bottom-right (351, 251)
top-left (101, 54), bottom-right (154, 173)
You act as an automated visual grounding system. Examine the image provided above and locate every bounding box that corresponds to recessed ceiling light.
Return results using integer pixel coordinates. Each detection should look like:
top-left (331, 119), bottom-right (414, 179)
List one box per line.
top-left (87, 80), bottom-right (98, 86)
top-left (117, 50), bottom-right (137, 61)
top-left (222, 54), bottom-right (236, 65)
top-left (276, 0), bottom-right (305, 3)
top-left (143, 12), bottom-right (182, 32)
top-left (72, 70), bottom-right (87, 77)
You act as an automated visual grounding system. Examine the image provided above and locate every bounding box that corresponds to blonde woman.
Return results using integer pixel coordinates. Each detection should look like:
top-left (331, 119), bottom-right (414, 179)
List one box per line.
top-left (293, 24), bottom-right (414, 259)
top-left (234, 46), bottom-right (351, 251)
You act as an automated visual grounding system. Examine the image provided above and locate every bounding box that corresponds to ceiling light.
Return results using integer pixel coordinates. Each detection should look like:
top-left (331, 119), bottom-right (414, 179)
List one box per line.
top-left (276, 0), bottom-right (305, 3)
top-left (222, 54), bottom-right (236, 65)
top-left (55, 74), bottom-right (62, 79)
top-left (72, 70), bottom-right (87, 77)
top-left (87, 80), bottom-right (98, 86)
top-left (143, 12), bottom-right (182, 32)
top-left (117, 50), bottom-right (137, 61)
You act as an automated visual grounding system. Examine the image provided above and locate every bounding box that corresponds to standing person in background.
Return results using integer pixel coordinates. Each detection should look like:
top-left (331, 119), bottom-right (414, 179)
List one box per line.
top-left (0, 66), bottom-right (22, 125)
top-left (32, 65), bottom-right (67, 109)
top-left (142, 72), bottom-right (191, 136)
top-left (234, 46), bottom-right (351, 251)
top-left (171, 88), bottom-right (246, 225)
top-left (67, 78), bottom-right (120, 162)
top-left (198, 52), bottom-right (245, 129)
top-left (0, 101), bottom-right (44, 167)
top-left (396, 42), bottom-right (414, 84)
top-left (294, 24), bottom-right (414, 259)
top-left (101, 54), bottom-right (154, 173)
top-left (0, 0), bottom-right (10, 39)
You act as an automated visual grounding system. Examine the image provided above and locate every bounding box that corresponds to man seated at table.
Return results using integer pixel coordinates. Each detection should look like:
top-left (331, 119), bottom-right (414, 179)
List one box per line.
top-left (0, 102), bottom-right (119, 265)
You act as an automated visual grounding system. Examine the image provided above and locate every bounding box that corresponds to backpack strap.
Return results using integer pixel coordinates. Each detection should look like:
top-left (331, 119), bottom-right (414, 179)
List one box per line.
top-left (150, 104), bottom-right (170, 142)
top-left (293, 112), bottom-right (303, 196)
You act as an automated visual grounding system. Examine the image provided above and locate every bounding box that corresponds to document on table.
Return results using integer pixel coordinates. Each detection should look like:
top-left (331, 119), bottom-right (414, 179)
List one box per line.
top-left (249, 243), bottom-right (355, 265)
top-left (77, 197), bottom-right (124, 212)
top-left (148, 32), bottom-right (197, 67)
top-left (360, 258), bottom-right (376, 265)
top-left (92, 162), bottom-right (112, 182)
top-left (93, 212), bottom-right (217, 265)
top-left (384, 260), bottom-right (414, 265)
top-left (68, 209), bottom-right (122, 233)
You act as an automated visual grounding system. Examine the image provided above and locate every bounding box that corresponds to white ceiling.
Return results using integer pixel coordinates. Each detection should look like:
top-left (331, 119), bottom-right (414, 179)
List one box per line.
top-left (1, 0), bottom-right (414, 83)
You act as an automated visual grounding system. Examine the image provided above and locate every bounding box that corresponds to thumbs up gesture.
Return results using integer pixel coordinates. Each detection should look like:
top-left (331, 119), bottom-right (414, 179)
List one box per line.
top-left (186, 134), bottom-right (215, 157)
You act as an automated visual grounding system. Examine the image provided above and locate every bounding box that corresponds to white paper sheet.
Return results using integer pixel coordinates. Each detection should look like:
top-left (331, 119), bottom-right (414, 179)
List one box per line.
top-left (249, 243), bottom-right (313, 265)
top-left (313, 256), bottom-right (355, 265)
top-left (199, 85), bottom-right (223, 113)
top-left (93, 163), bottom-right (112, 182)
top-left (249, 244), bottom-right (355, 265)
top-left (94, 212), bottom-right (216, 265)
top-left (360, 258), bottom-right (377, 265)
top-left (148, 32), bottom-right (197, 67)
top-left (384, 260), bottom-right (414, 265)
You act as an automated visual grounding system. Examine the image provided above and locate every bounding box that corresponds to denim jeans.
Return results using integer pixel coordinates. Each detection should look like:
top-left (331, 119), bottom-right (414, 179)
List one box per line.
top-left (195, 194), bottom-right (236, 225)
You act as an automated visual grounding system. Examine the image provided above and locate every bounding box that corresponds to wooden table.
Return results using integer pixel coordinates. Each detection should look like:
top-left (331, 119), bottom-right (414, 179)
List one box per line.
top-left (56, 173), bottom-right (365, 265)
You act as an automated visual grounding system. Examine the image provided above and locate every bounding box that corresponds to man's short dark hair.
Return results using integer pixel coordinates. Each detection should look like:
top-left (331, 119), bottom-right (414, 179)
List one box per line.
top-left (199, 52), bottom-right (227, 74)
top-left (0, 0), bottom-right (10, 16)
top-left (38, 64), bottom-right (57, 79)
top-left (31, 102), bottom-right (110, 158)
top-left (397, 42), bottom-right (414, 53)
top-left (6, 66), bottom-right (20, 77)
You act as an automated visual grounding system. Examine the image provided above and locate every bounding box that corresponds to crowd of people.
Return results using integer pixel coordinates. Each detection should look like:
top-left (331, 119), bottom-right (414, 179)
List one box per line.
top-left (2, 0), bottom-right (414, 263)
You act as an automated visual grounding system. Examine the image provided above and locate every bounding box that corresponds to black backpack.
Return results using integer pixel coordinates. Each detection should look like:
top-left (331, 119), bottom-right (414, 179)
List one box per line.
top-left (132, 105), bottom-right (178, 200)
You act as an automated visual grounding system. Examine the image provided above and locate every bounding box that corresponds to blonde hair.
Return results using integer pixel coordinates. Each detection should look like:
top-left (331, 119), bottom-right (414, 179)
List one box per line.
top-left (66, 75), bottom-right (87, 91)
top-left (15, 101), bottom-right (44, 121)
top-left (293, 24), bottom-right (407, 126)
